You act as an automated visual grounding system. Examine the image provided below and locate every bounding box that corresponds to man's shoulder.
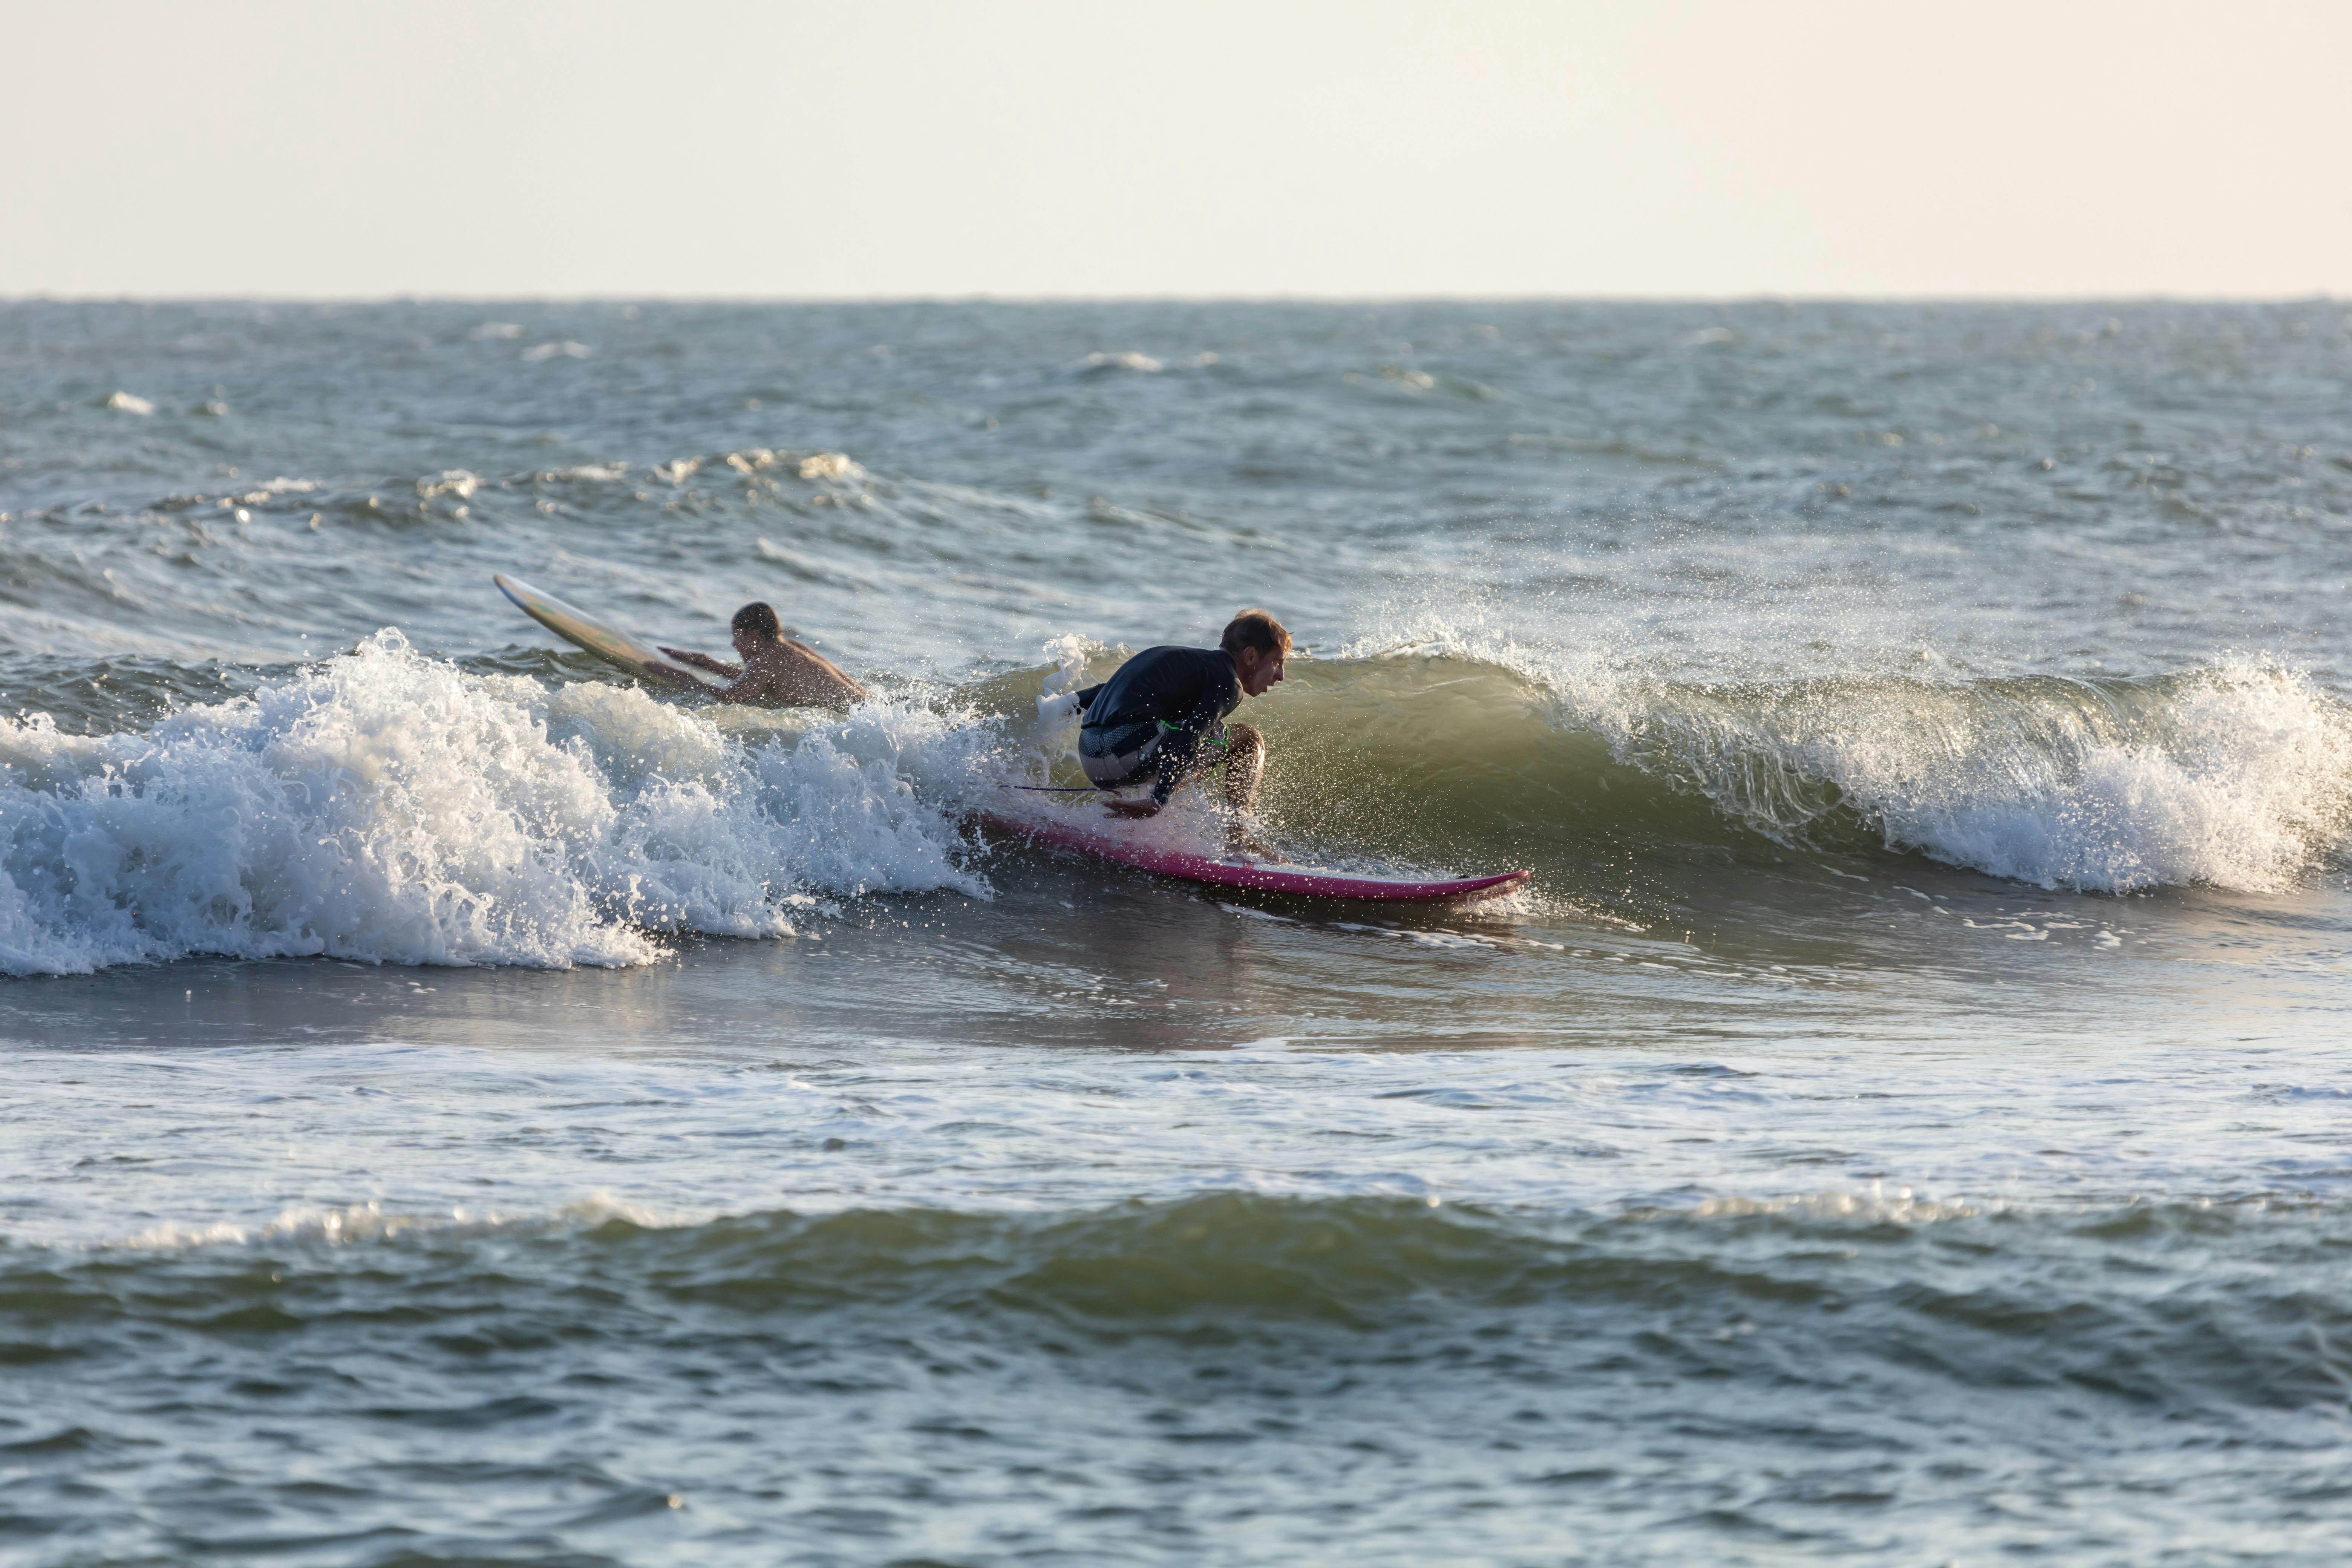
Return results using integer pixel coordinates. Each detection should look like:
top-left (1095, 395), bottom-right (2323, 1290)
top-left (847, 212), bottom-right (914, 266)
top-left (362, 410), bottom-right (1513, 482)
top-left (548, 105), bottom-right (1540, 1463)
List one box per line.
top-left (1129, 643), bottom-right (1226, 669)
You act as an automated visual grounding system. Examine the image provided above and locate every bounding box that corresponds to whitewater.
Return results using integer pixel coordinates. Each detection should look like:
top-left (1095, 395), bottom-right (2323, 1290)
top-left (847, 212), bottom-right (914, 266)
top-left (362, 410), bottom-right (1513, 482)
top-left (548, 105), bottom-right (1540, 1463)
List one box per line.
top-left (3, 299), bottom-right (2349, 1566)
top-left (1, 631), bottom-right (985, 973)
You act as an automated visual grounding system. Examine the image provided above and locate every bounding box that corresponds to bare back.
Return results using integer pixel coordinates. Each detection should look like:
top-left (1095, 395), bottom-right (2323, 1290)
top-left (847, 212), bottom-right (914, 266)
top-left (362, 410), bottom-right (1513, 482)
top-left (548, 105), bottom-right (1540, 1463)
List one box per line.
top-left (716, 638), bottom-right (867, 712)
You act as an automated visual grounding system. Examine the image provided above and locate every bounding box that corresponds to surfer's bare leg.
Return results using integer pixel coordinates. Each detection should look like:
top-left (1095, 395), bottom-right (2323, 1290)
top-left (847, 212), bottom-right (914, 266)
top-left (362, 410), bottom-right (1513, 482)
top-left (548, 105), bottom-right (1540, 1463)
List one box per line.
top-left (1222, 724), bottom-right (1265, 814)
top-left (1220, 723), bottom-right (1283, 857)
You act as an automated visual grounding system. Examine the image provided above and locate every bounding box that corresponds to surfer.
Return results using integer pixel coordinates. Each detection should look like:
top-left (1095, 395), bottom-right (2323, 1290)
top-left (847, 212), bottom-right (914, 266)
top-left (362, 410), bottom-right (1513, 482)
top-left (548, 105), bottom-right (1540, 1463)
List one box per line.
top-left (1071, 609), bottom-right (1288, 852)
top-left (655, 603), bottom-right (868, 712)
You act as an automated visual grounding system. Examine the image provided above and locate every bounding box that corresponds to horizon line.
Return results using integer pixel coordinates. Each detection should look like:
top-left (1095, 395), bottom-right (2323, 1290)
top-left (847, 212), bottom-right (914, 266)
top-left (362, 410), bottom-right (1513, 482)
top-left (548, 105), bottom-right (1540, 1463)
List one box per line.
top-left (2, 291), bottom-right (2342, 309)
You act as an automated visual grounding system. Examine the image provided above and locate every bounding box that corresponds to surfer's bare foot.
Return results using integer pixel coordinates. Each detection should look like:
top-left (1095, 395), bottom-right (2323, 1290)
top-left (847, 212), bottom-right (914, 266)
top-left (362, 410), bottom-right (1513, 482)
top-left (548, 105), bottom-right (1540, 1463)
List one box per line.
top-left (1225, 830), bottom-right (1288, 863)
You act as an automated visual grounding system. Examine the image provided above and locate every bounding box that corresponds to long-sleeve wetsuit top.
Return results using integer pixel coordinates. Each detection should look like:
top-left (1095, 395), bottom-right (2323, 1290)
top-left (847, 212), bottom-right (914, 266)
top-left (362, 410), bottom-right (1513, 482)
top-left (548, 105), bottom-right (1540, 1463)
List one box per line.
top-left (1075, 646), bottom-right (1242, 804)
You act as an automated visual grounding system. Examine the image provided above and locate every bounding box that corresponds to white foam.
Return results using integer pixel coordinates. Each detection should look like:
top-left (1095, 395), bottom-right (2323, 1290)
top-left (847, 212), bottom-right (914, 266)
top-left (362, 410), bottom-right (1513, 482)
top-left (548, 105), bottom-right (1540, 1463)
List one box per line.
top-left (1070, 351), bottom-right (1164, 374)
top-left (0, 632), bottom-right (986, 976)
top-left (1668, 661), bottom-right (2352, 894)
top-left (237, 477), bottom-right (317, 500)
top-left (1037, 632), bottom-right (1105, 698)
top-left (115, 1193), bottom-right (691, 1251)
top-left (1684, 1185), bottom-right (1985, 1224)
top-left (416, 470), bottom-right (479, 499)
top-left (1978, 678), bottom-right (2346, 890)
top-left (797, 452), bottom-right (864, 482)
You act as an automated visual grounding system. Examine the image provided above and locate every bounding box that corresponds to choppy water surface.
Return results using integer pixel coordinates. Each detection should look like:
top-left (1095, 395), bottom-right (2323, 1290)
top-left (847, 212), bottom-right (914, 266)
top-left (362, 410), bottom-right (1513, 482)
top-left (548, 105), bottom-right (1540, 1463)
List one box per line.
top-left (3, 301), bottom-right (2349, 1564)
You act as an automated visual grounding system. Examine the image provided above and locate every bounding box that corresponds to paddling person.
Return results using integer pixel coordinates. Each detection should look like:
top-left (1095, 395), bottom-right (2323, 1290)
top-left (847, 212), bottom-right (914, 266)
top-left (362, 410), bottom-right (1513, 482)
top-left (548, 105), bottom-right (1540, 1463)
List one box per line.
top-left (655, 602), bottom-right (867, 712)
top-left (1072, 609), bottom-right (1288, 853)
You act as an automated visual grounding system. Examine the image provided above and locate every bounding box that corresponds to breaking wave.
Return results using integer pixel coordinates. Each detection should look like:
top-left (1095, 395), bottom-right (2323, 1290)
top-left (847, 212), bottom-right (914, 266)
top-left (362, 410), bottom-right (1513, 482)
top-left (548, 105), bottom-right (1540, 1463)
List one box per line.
top-left (7, 626), bottom-right (2344, 980)
top-left (1092, 645), bottom-right (2352, 897)
top-left (0, 632), bottom-right (985, 976)
top-left (1591, 658), bottom-right (2352, 893)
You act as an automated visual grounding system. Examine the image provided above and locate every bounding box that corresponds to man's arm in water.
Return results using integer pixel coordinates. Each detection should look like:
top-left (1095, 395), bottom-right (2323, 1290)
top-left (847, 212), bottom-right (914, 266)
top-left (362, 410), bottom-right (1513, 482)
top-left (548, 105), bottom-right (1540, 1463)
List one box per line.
top-left (642, 651), bottom-right (730, 691)
top-left (657, 646), bottom-right (742, 677)
top-left (648, 640), bottom-right (864, 710)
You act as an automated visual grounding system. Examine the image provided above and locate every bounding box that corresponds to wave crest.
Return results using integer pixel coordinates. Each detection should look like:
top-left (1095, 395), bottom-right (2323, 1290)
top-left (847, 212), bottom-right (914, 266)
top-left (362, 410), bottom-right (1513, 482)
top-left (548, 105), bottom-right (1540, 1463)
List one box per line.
top-left (1601, 660), bottom-right (2352, 893)
top-left (1251, 646), bottom-right (2350, 895)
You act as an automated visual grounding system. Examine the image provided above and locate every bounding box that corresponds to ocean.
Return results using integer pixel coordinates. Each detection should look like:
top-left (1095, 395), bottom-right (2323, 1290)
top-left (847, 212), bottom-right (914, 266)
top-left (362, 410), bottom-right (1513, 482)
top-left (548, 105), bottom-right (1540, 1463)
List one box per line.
top-left (3, 299), bottom-right (2348, 1564)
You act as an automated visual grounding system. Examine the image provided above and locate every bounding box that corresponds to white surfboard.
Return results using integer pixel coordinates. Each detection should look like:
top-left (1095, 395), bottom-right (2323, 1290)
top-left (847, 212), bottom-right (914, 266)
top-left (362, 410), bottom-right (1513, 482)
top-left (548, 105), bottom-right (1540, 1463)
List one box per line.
top-left (494, 574), bottom-right (731, 692)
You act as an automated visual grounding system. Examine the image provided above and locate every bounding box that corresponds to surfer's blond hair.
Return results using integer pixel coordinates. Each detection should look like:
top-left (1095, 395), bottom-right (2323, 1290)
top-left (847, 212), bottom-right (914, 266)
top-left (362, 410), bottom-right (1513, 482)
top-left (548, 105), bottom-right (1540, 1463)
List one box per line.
top-left (1221, 609), bottom-right (1290, 658)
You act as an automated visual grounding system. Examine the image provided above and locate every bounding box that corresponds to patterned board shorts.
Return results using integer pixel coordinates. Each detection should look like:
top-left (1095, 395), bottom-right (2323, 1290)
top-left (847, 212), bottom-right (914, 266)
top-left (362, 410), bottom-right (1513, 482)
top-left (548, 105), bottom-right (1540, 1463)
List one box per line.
top-left (1078, 722), bottom-right (1228, 792)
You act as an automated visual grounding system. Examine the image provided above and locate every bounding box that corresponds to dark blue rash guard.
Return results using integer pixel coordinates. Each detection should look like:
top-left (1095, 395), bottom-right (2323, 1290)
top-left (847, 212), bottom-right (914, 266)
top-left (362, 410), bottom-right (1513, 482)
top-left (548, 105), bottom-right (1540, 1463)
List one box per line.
top-left (1075, 646), bottom-right (1242, 803)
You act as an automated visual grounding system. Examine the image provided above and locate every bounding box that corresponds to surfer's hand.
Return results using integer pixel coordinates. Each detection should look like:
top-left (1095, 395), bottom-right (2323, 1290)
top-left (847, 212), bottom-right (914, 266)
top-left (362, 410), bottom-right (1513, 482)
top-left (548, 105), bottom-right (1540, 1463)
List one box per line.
top-left (1104, 800), bottom-right (1161, 819)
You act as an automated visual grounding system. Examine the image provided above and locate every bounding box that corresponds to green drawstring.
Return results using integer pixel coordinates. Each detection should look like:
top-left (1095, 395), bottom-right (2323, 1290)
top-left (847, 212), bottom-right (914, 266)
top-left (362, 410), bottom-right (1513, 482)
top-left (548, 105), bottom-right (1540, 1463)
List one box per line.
top-left (1158, 719), bottom-right (1230, 755)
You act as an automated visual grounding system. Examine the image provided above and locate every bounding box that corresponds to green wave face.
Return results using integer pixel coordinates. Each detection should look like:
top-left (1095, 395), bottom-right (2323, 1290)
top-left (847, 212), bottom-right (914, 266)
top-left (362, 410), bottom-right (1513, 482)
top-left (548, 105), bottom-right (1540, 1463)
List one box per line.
top-left (1148, 652), bottom-right (2352, 897)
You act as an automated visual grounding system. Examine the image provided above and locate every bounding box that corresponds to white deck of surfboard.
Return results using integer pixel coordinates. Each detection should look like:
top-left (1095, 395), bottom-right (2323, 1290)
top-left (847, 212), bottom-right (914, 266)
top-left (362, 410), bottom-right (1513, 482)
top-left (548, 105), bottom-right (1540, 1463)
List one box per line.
top-left (495, 574), bottom-right (730, 691)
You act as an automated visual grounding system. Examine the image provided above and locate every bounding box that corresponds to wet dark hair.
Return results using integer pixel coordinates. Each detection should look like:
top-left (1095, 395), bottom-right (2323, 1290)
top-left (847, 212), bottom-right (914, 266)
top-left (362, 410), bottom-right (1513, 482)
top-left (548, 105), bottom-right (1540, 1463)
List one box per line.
top-left (1220, 608), bottom-right (1290, 658)
top-left (731, 602), bottom-right (783, 642)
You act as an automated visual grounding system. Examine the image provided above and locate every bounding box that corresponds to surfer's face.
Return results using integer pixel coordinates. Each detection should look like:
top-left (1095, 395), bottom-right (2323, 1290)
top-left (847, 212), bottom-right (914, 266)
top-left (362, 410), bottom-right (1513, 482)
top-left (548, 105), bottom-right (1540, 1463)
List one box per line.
top-left (1236, 647), bottom-right (1285, 697)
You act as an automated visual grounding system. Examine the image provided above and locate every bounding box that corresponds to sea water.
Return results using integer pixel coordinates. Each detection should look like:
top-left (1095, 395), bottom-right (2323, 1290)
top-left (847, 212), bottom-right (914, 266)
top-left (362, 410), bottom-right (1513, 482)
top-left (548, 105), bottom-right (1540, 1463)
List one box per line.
top-left (2, 301), bottom-right (2348, 1564)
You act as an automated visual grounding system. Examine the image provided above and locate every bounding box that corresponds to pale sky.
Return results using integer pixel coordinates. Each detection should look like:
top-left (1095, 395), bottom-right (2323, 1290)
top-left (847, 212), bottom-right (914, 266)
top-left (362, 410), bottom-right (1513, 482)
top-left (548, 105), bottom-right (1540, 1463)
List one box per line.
top-left (5, 0), bottom-right (2347, 298)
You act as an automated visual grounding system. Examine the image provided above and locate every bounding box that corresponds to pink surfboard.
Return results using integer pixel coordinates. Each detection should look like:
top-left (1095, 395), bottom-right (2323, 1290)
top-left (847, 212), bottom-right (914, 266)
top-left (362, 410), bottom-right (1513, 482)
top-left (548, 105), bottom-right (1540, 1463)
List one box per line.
top-left (975, 809), bottom-right (1529, 903)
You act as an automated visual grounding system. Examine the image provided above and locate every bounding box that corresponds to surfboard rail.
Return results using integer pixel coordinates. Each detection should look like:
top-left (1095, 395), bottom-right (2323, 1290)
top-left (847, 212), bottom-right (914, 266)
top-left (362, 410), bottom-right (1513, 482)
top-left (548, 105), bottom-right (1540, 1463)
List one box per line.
top-left (975, 810), bottom-right (1529, 903)
top-left (495, 573), bottom-right (731, 691)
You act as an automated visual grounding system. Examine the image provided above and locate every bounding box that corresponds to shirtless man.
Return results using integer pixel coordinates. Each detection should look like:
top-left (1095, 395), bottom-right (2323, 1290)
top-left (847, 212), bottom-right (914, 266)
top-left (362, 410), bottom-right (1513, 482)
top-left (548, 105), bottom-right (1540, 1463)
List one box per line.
top-left (1071, 608), bottom-right (1288, 852)
top-left (656, 602), bottom-right (867, 712)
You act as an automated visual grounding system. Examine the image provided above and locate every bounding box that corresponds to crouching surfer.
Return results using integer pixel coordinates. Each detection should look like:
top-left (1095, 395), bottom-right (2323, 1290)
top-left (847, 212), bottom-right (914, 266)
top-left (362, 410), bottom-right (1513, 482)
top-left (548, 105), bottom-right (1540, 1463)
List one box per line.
top-left (654, 602), bottom-right (867, 712)
top-left (1071, 608), bottom-right (1289, 856)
